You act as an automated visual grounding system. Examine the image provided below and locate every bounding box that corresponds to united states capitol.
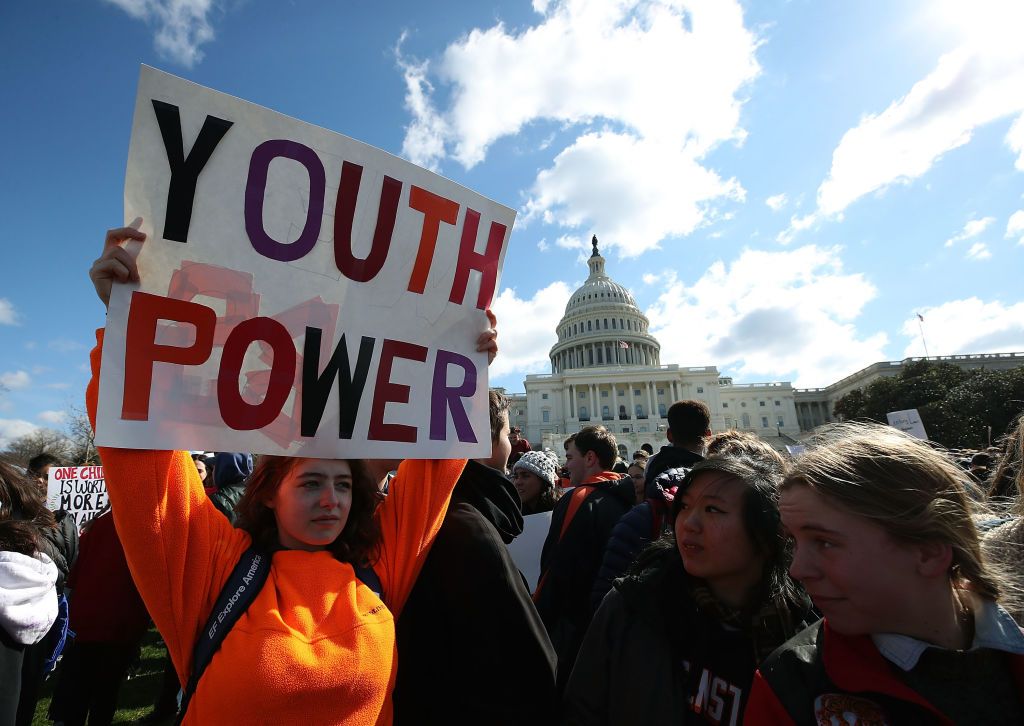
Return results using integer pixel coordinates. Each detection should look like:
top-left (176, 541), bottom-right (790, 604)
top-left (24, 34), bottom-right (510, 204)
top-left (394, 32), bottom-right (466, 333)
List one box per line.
top-left (500, 237), bottom-right (1024, 456)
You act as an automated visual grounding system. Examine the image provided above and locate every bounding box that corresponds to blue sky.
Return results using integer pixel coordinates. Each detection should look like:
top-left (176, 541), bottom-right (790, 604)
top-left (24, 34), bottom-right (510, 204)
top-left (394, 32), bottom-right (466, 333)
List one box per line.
top-left (2, 0), bottom-right (1024, 447)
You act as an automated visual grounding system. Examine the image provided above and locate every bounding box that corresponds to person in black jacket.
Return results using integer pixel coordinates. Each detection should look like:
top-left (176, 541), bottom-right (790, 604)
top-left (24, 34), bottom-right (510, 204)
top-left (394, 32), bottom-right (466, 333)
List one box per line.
top-left (208, 452), bottom-right (253, 524)
top-left (565, 452), bottom-right (813, 725)
top-left (643, 400), bottom-right (710, 488)
top-left (534, 426), bottom-right (636, 694)
top-left (394, 390), bottom-right (557, 725)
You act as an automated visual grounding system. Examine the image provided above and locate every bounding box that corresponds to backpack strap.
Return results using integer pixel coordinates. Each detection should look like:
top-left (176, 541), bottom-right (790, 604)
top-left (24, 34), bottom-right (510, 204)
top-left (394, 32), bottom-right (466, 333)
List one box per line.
top-left (177, 546), bottom-right (272, 724)
top-left (176, 548), bottom-right (383, 723)
top-left (532, 485), bottom-right (594, 601)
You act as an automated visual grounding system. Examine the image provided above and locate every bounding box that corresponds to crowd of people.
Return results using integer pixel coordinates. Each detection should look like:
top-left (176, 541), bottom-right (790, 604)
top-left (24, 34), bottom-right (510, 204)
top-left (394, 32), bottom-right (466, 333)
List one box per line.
top-left (0, 226), bottom-right (1022, 724)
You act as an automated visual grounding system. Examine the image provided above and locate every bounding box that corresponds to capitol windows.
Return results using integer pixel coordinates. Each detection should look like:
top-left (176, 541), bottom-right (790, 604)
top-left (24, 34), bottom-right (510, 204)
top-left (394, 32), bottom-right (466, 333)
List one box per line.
top-left (542, 410), bottom-right (550, 423)
top-left (761, 416), bottom-right (769, 428)
top-left (579, 405), bottom-right (589, 420)
top-left (612, 319), bottom-right (617, 329)
top-left (633, 389), bottom-right (641, 396)
top-left (588, 321), bottom-right (592, 331)
top-left (777, 415), bottom-right (784, 427)
top-left (617, 389), bottom-right (625, 396)
top-left (722, 402), bottom-right (729, 408)
top-left (741, 402), bottom-right (747, 408)
top-left (601, 390), bottom-right (608, 397)
top-left (775, 400), bottom-right (781, 406)
top-left (635, 404), bottom-right (646, 418)
top-left (760, 401), bottom-right (766, 407)
top-left (697, 387), bottom-right (704, 393)
top-left (602, 405), bottom-right (611, 420)
top-left (658, 403), bottom-right (667, 416)
top-left (742, 414), bottom-right (750, 428)
top-left (604, 319), bottom-right (608, 329)
top-left (657, 388), bottom-right (664, 395)
top-left (578, 391), bottom-right (586, 399)
top-left (541, 393), bottom-right (548, 399)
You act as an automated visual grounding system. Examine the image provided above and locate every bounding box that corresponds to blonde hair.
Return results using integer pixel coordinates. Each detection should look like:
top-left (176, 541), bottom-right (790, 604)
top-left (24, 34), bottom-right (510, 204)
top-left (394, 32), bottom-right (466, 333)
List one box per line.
top-left (783, 422), bottom-right (1007, 602)
top-left (707, 429), bottom-right (786, 470)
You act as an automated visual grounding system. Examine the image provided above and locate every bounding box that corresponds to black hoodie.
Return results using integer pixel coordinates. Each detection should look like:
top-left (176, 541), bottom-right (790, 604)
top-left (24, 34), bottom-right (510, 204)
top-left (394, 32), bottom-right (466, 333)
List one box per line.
top-left (535, 473), bottom-right (637, 694)
top-left (393, 459), bottom-right (558, 725)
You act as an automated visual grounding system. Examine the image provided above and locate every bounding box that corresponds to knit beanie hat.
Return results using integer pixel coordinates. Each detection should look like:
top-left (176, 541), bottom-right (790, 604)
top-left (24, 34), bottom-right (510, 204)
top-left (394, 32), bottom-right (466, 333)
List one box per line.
top-left (513, 450), bottom-right (558, 488)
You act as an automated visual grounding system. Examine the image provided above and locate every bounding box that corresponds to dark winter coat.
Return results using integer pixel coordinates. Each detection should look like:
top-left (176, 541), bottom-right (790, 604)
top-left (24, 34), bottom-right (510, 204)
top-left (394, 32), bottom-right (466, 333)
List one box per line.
top-left (37, 511), bottom-right (78, 593)
top-left (565, 546), bottom-right (813, 726)
top-left (535, 473), bottom-right (636, 692)
top-left (394, 459), bottom-right (558, 725)
top-left (643, 445), bottom-right (704, 489)
top-left (208, 453), bottom-right (252, 525)
top-left (590, 466), bottom-right (692, 611)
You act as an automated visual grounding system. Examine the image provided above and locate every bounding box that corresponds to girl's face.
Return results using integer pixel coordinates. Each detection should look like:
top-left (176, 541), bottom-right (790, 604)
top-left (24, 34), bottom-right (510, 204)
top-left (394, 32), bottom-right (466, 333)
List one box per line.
top-left (512, 469), bottom-right (544, 507)
top-left (674, 471), bottom-right (765, 604)
top-left (194, 458), bottom-right (207, 482)
top-left (781, 485), bottom-right (926, 636)
top-left (268, 459), bottom-right (352, 552)
top-left (628, 465), bottom-right (645, 503)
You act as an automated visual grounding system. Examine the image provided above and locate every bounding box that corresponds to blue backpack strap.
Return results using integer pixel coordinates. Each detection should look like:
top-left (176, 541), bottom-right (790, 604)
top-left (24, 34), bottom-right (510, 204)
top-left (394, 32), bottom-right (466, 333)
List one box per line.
top-left (177, 546), bottom-right (271, 724)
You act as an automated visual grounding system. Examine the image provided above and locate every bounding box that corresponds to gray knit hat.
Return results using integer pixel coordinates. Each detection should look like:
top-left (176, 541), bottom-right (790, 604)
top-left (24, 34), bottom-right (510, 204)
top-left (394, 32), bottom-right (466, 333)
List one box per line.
top-left (513, 450), bottom-right (559, 488)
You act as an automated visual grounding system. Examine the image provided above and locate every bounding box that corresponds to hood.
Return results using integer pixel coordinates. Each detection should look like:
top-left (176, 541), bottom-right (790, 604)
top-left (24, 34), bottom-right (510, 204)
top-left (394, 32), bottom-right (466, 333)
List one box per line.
top-left (644, 445), bottom-right (703, 495)
top-left (0, 550), bottom-right (58, 645)
top-left (455, 460), bottom-right (524, 545)
top-left (213, 452), bottom-right (253, 488)
top-left (596, 473), bottom-right (641, 508)
top-left (644, 466), bottom-right (691, 504)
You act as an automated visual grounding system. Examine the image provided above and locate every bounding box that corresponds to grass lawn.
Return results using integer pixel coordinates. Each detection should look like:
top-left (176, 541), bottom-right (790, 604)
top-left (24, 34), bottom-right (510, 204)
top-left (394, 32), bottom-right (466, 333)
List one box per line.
top-left (32, 628), bottom-right (175, 725)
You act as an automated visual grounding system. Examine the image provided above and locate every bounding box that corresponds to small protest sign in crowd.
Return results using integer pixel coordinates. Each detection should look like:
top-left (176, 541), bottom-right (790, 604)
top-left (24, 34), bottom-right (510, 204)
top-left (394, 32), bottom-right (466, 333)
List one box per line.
top-left (2, 68), bottom-right (1024, 726)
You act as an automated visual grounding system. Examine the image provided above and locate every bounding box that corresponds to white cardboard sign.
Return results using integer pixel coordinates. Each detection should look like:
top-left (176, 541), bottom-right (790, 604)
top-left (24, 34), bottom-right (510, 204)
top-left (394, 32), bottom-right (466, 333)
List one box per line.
top-left (96, 67), bottom-right (515, 458)
top-left (46, 466), bottom-right (108, 528)
top-left (886, 408), bottom-right (929, 440)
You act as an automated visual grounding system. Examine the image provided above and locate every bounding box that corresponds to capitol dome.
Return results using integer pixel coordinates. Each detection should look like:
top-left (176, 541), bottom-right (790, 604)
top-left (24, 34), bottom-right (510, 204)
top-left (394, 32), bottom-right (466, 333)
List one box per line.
top-left (549, 236), bottom-right (661, 374)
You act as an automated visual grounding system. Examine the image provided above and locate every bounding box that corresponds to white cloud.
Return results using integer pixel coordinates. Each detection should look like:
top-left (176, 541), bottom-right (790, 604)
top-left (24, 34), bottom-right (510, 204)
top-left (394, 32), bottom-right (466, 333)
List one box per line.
top-left (537, 238), bottom-right (550, 251)
top-left (901, 298), bottom-right (1024, 357)
top-left (782, 1), bottom-right (1024, 241)
top-left (645, 245), bottom-right (889, 386)
top-left (0, 419), bottom-right (39, 449)
top-left (522, 130), bottom-right (744, 255)
top-left (37, 410), bottom-right (67, 426)
top-left (401, 0), bottom-right (761, 257)
top-left (0, 299), bottom-right (16, 325)
top-left (965, 242), bottom-right (991, 260)
top-left (0, 371), bottom-right (31, 391)
top-left (1006, 210), bottom-right (1024, 245)
top-left (489, 281), bottom-right (572, 379)
top-left (776, 212), bottom-right (818, 245)
top-left (104, 0), bottom-right (217, 68)
top-left (44, 383), bottom-right (72, 391)
top-left (1008, 114), bottom-right (1024, 171)
top-left (944, 216), bottom-right (995, 247)
top-left (765, 193), bottom-right (788, 212)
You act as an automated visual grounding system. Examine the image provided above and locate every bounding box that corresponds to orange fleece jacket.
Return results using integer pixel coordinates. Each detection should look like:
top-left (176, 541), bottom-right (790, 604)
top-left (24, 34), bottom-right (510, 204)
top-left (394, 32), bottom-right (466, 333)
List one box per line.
top-left (86, 330), bottom-right (465, 725)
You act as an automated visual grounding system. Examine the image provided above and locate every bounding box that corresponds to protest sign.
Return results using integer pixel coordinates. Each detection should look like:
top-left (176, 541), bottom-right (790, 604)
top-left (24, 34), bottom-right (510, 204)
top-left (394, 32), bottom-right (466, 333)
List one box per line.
top-left (507, 511), bottom-right (552, 590)
top-left (96, 66), bottom-right (515, 458)
top-left (46, 466), bottom-right (108, 528)
top-left (886, 408), bottom-right (928, 440)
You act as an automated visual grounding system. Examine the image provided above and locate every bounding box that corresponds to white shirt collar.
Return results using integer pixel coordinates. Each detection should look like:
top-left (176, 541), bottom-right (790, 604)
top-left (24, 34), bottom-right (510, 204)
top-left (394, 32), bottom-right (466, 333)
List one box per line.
top-left (872, 595), bottom-right (1024, 671)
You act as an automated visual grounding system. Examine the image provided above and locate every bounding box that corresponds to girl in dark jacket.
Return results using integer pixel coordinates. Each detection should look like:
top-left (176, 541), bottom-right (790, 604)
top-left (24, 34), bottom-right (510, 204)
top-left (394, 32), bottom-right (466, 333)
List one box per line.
top-left (564, 451), bottom-right (813, 725)
top-left (747, 422), bottom-right (1024, 725)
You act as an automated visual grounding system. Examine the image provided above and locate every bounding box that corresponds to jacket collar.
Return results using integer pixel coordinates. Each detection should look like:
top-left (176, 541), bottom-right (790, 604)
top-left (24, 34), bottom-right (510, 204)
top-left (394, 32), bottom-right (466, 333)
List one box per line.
top-left (871, 596), bottom-right (1024, 671)
top-left (822, 616), bottom-right (1024, 723)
